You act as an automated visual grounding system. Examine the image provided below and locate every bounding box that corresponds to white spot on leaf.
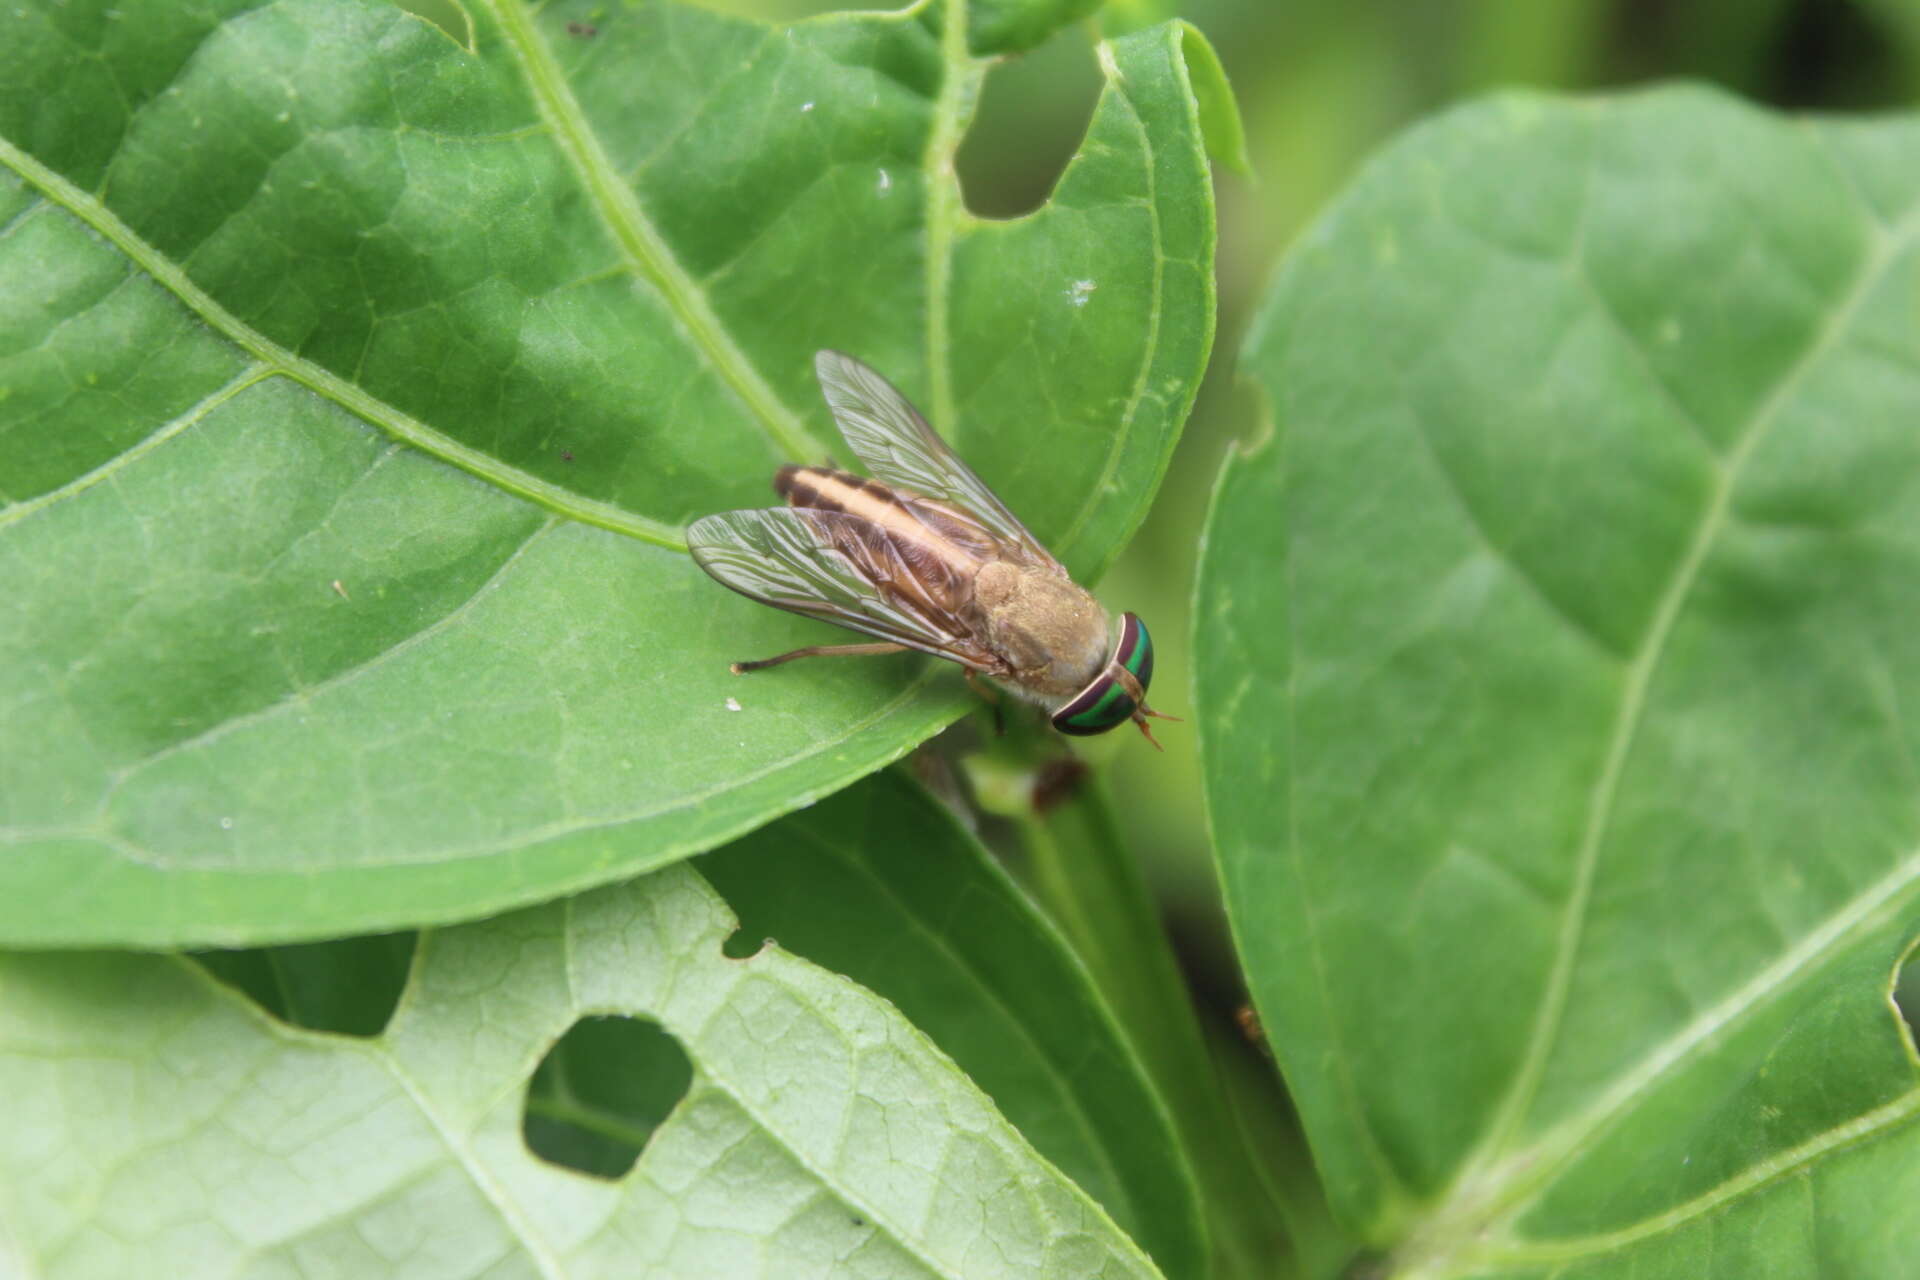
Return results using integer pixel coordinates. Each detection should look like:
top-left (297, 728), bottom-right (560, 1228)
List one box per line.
top-left (877, 168), bottom-right (892, 195)
top-left (724, 697), bottom-right (742, 712)
top-left (1065, 279), bottom-right (1096, 307)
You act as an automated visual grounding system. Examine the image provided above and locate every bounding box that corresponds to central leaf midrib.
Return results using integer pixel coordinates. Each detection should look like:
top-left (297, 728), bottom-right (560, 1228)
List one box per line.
top-left (381, 1049), bottom-right (570, 1280)
top-left (921, 0), bottom-right (975, 432)
top-left (678, 978), bottom-right (991, 1280)
top-left (185, 959), bottom-right (571, 1279)
top-left (480, 0), bottom-right (822, 466)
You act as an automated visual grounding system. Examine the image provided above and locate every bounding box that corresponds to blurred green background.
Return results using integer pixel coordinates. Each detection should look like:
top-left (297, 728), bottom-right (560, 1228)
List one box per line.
top-left (706, 0), bottom-right (1920, 1013)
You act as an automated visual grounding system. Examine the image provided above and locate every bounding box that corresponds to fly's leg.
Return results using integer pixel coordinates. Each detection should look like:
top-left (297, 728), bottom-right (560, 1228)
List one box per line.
top-left (964, 670), bottom-right (1005, 736)
top-left (731, 641), bottom-right (907, 674)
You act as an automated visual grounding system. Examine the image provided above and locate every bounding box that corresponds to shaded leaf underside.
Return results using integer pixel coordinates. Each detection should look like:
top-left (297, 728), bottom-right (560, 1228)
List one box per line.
top-left (0, 865), bottom-right (1163, 1278)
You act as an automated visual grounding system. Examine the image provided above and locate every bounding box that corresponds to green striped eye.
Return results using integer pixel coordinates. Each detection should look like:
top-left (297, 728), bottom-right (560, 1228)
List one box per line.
top-left (1052, 614), bottom-right (1154, 736)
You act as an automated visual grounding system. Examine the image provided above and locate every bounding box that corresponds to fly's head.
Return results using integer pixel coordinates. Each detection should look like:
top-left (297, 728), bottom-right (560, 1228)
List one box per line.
top-left (1049, 613), bottom-right (1175, 748)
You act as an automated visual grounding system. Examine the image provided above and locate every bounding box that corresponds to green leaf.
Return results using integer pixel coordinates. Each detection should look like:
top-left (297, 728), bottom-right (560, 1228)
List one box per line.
top-left (1173, 23), bottom-right (1250, 179)
top-left (968, 0), bottom-right (1102, 56)
top-left (697, 769), bottom-right (1206, 1280)
top-left (1198, 86), bottom-right (1920, 1275)
top-left (0, 1), bottom-right (1217, 945)
top-left (0, 863), bottom-right (1164, 1276)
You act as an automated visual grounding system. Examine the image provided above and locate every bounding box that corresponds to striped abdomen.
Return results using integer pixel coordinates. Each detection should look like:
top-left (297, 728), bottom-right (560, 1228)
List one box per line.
top-left (776, 465), bottom-right (1003, 563)
top-left (775, 464), bottom-right (900, 515)
top-left (773, 464), bottom-right (993, 641)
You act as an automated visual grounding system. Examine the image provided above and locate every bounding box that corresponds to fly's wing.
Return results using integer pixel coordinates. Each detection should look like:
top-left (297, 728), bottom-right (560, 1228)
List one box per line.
top-left (686, 507), bottom-right (1001, 671)
top-left (813, 350), bottom-right (1065, 573)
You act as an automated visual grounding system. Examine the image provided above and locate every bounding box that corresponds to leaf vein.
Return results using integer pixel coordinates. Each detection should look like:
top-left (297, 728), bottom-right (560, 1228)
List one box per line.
top-left (87, 668), bottom-right (963, 875)
top-left (1478, 1084), bottom-right (1920, 1265)
top-left (103, 521), bottom-right (559, 801)
top-left (0, 135), bottom-right (685, 550)
top-left (784, 818), bottom-right (1137, 1230)
top-left (478, 0), bottom-right (820, 462)
top-left (922, 0), bottom-right (975, 432)
top-left (381, 1052), bottom-right (569, 1280)
top-left (1401, 391), bottom-right (1627, 660)
top-left (0, 362), bottom-right (271, 529)
top-left (1462, 202), bottom-right (1920, 1200)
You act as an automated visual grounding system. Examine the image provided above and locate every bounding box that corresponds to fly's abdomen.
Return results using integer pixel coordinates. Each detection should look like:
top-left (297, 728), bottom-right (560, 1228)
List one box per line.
top-left (776, 465), bottom-right (897, 514)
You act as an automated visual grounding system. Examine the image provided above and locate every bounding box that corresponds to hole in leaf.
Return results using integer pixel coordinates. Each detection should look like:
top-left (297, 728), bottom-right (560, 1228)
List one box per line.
top-left (523, 1015), bottom-right (693, 1180)
top-left (395, 0), bottom-right (474, 49)
top-left (721, 924), bottom-right (768, 960)
top-left (192, 932), bottom-right (416, 1037)
top-left (1896, 943), bottom-right (1920, 1050)
top-left (955, 26), bottom-right (1102, 220)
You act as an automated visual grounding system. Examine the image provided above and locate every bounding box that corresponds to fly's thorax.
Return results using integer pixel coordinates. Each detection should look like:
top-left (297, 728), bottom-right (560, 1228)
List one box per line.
top-left (972, 561), bottom-right (1111, 700)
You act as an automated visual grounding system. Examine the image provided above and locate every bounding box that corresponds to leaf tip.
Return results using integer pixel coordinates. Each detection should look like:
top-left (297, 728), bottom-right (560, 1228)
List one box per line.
top-left (1174, 21), bottom-right (1252, 179)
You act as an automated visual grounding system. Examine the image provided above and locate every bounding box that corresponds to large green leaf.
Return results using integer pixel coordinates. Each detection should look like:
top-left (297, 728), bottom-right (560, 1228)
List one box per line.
top-left (698, 769), bottom-right (1206, 1280)
top-left (0, 863), bottom-right (1164, 1276)
top-left (0, 0), bottom-right (1220, 945)
top-left (1198, 86), bottom-right (1920, 1276)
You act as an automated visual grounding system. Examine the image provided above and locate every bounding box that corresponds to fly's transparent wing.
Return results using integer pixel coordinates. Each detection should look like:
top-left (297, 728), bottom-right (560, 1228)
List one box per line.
top-left (687, 507), bottom-right (999, 670)
top-left (813, 350), bottom-right (1064, 572)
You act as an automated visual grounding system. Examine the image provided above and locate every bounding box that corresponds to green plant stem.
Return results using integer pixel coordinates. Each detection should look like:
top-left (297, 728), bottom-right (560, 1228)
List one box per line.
top-left (1004, 766), bottom-right (1310, 1279)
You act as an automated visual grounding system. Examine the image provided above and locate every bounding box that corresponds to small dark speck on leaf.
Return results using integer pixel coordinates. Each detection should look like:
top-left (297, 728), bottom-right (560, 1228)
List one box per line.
top-left (851, 1217), bottom-right (865, 1228)
top-left (560, 449), bottom-right (574, 462)
top-left (1234, 1002), bottom-right (1271, 1057)
top-left (1341, 1254), bottom-right (1392, 1280)
top-left (566, 21), bottom-right (597, 37)
top-left (721, 927), bottom-right (770, 960)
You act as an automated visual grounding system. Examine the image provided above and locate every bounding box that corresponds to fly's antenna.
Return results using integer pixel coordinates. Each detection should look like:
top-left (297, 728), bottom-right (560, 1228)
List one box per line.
top-left (1132, 711), bottom-right (1166, 751)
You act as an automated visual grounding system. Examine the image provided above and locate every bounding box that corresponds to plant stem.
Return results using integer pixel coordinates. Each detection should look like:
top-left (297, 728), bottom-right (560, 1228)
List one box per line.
top-left (990, 748), bottom-right (1328, 1279)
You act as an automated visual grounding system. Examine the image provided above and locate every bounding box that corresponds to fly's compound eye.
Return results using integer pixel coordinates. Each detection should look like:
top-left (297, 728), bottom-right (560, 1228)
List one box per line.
top-left (1050, 613), bottom-right (1153, 736)
top-left (1116, 611), bottom-right (1154, 693)
top-left (1051, 675), bottom-right (1137, 736)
